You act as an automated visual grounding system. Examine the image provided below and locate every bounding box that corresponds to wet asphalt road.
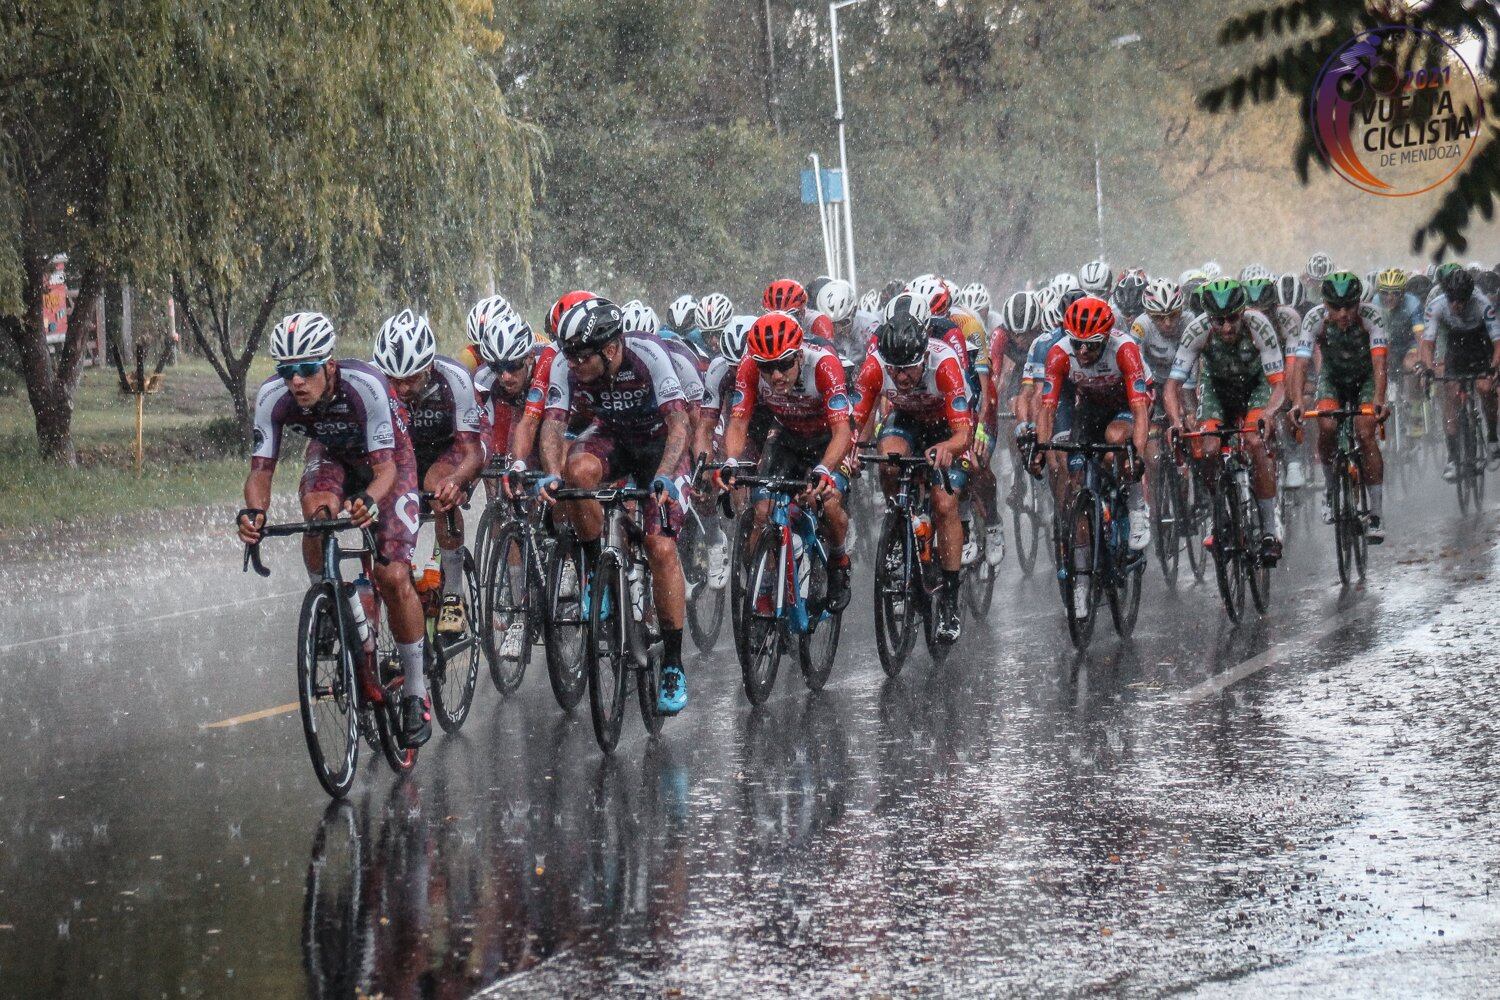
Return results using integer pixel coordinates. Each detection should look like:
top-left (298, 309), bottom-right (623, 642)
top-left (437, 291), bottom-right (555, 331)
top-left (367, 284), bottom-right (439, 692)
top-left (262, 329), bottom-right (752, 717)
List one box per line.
top-left (2, 458), bottom-right (1500, 998)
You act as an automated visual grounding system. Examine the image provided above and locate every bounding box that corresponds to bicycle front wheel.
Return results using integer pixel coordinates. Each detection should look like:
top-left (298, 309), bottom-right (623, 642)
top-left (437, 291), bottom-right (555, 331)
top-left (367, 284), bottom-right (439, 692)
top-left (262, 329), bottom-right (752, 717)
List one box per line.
top-left (543, 533), bottom-right (587, 711)
top-left (1153, 458), bottom-right (1182, 588)
top-left (297, 584), bottom-right (359, 799)
top-left (1063, 491), bottom-right (1101, 650)
top-left (429, 548), bottom-right (480, 733)
top-left (1244, 486), bottom-right (1272, 615)
top-left (682, 514), bottom-right (727, 654)
top-left (1012, 475), bottom-right (1042, 576)
top-left (738, 529), bottom-right (786, 705)
top-left (1211, 482), bottom-right (1245, 621)
top-left (873, 513), bottom-right (920, 676)
top-left (798, 551), bottom-right (841, 692)
top-left (481, 522), bottom-right (532, 695)
top-left (585, 549), bottom-right (630, 753)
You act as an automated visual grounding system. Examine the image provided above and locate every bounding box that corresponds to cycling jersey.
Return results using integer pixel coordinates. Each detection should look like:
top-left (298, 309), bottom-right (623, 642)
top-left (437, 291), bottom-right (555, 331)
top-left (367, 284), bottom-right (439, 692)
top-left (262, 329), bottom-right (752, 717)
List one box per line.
top-left (1039, 333), bottom-right (1153, 413)
top-left (1022, 328), bottom-right (1067, 383)
top-left (730, 344), bottom-right (851, 439)
top-left (1170, 311), bottom-right (1284, 424)
top-left (251, 359), bottom-right (408, 471)
top-left (700, 355), bottom-right (736, 418)
top-left (480, 342), bottom-right (557, 455)
top-left (401, 355), bottom-right (484, 469)
top-left (951, 307), bottom-right (990, 375)
top-left (1378, 292), bottom-right (1425, 357)
top-left (661, 337), bottom-right (706, 406)
top-left (541, 332), bottom-right (687, 438)
top-left (1296, 303), bottom-right (1388, 405)
top-left (1264, 304), bottom-right (1303, 355)
top-left (851, 339), bottom-right (972, 431)
top-left (1422, 291), bottom-right (1500, 363)
top-left (1129, 313), bottom-right (1188, 376)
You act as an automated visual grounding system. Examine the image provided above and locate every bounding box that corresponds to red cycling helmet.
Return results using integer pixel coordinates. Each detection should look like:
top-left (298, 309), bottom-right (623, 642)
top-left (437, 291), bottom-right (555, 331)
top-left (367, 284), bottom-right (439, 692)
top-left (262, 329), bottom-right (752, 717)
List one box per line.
top-left (746, 311), bottom-right (804, 362)
top-left (547, 290), bottom-right (595, 338)
top-left (1064, 295), bottom-right (1115, 343)
top-left (762, 278), bottom-right (808, 313)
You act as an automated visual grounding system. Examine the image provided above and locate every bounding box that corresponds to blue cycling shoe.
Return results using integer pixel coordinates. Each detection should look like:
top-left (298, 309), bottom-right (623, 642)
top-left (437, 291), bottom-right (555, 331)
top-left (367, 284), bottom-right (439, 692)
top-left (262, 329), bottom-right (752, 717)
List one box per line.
top-left (657, 664), bottom-right (687, 715)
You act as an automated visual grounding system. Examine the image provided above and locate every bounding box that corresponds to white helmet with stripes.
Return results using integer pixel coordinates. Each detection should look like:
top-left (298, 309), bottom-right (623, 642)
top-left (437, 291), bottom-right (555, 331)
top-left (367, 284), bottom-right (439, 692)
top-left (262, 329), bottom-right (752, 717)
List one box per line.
top-left (480, 310), bottom-right (536, 364)
top-left (696, 292), bottom-right (735, 333)
top-left (270, 311), bottom-right (337, 362)
top-left (372, 309), bottom-right (435, 379)
top-left (621, 301), bottom-right (661, 336)
top-left (465, 294), bottom-right (512, 346)
top-left (815, 279), bottom-right (855, 324)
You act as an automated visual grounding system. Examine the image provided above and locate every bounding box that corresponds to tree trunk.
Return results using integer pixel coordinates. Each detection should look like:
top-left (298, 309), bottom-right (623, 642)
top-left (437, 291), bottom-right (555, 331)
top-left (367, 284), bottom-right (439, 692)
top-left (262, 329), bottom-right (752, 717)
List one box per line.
top-left (228, 365), bottom-right (252, 456)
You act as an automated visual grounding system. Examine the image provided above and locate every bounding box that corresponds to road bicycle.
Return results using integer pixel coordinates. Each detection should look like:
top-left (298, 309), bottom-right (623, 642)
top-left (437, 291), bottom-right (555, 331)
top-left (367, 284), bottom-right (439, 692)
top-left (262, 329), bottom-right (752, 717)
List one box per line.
top-left (1428, 372), bottom-right (1488, 513)
top-left (413, 495), bottom-right (481, 733)
top-left (679, 457), bottom-right (731, 653)
top-left (1177, 427), bottom-right (1272, 622)
top-left (1316, 407), bottom-right (1379, 585)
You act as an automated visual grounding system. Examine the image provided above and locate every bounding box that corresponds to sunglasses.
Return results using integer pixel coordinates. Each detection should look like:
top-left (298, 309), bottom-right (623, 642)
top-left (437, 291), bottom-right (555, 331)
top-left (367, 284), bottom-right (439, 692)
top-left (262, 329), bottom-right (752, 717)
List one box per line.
top-left (1149, 310), bottom-right (1182, 322)
top-left (277, 360), bottom-right (324, 380)
top-left (1069, 338), bottom-right (1103, 352)
top-left (488, 359), bottom-right (528, 375)
top-left (562, 347), bottom-right (602, 364)
top-left (1209, 313), bottom-right (1243, 326)
top-left (756, 354), bottom-right (799, 374)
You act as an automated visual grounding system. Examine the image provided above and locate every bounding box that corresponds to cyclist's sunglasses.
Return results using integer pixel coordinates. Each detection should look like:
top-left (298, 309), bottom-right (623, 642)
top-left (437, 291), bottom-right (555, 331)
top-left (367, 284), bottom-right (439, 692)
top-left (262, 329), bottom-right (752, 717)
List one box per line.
top-left (1209, 312), bottom-right (1243, 326)
top-left (1069, 337), bottom-right (1104, 352)
top-left (562, 346), bottom-right (603, 364)
top-left (276, 360), bottom-right (324, 380)
top-left (756, 353), bottom-right (799, 374)
top-left (488, 359), bottom-right (528, 375)
top-left (1149, 309), bottom-right (1182, 322)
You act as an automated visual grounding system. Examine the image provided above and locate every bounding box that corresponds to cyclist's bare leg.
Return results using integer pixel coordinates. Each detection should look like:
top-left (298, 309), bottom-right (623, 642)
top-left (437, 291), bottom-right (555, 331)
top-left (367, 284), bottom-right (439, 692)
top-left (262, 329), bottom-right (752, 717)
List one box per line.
top-left (643, 534), bottom-right (685, 630)
top-left (1356, 414), bottom-right (1384, 484)
top-left (371, 558), bottom-right (424, 644)
top-left (560, 452), bottom-right (606, 543)
top-left (821, 493), bottom-right (849, 550)
top-left (300, 490), bottom-right (340, 576)
top-left (931, 484), bottom-right (964, 573)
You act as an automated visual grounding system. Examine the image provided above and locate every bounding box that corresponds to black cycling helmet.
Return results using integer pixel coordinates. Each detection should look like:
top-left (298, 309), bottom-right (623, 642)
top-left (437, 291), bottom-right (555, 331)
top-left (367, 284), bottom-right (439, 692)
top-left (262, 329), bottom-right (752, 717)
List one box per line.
top-left (1441, 266), bottom-right (1474, 303)
top-left (1404, 274), bottom-right (1432, 301)
top-left (1321, 271), bottom-right (1363, 308)
top-left (1113, 269), bottom-right (1147, 316)
top-left (1477, 270), bottom-right (1500, 296)
top-left (556, 297), bottom-right (623, 352)
top-left (877, 306), bottom-right (929, 367)
top-left (1276, 273), bottom-right (1305, 309)
top-left (1200, 278), bottom-right (1247, 318)
top-left (1058, 287), bottom-right (1086, 312)
top-left (878, 279), bottom-right (906, 309)
top-left (1243, 278), bottom-right (1276, 310)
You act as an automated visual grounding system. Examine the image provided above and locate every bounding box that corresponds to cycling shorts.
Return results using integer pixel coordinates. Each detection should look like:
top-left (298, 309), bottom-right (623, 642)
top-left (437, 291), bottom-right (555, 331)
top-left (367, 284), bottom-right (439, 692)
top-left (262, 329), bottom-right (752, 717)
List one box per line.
top-left (875, 411), bottom-right (971, 491)
top-left (1314, 369), bottom-right (1376, 409)
top-left (299, 442), bottom-right (420, 565)
top-left (569, 422), bottom-right (688, 537)
top-left (761, 429), bottom-right (849, 496)
top-left (1199, 374), bottom-right (1272, 427)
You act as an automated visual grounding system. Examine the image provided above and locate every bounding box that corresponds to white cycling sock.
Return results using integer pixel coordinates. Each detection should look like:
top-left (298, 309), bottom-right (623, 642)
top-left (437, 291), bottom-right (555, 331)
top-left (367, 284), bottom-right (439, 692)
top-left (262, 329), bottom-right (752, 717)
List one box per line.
top-left (440, 546), bottom-right (464, 598)
top-left (399, 640), bottom-right (427, 700)
top-left (1369, 484), bottom-right (1384, 518)
top-left (1128, 480), bottom-right (1146, 512)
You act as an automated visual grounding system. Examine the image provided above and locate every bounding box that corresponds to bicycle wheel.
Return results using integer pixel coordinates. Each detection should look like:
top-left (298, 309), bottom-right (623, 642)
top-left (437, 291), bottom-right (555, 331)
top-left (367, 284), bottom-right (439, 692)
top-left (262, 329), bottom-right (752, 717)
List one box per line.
top-left (1063, 491), bottom-right (1100, 650)
top-left (1457, 406), bottom-right (1476, 513)
top-left (1332, 464), bottom-right (1353, 586)
top-left (728, 507), bottom-right (755, 644)
top-left (1152, 458), bottom-right (1182, 588)
top-left (371, 611), bottom-right (416, 774)
top-left (480, 521), bottom-right (531, 695)
top-left (1183, 468), bottom-right (1209, 582)
top-left (1468, 400), bottom-right (1487, 509)
top-left (632, 574), bottom-right (664, 737)
top-left (873, 512), bottom-right (920, 676)
top-left (962, 511), bottom-right (997, 617)
top-left (472, 501), bottom-right (503, 588)
top-left (682, 513), bottom-right (727, 654)
top-left (296, 584), bottom-right (359, 799)
top-left (1349, 470), bottom-right (1369, 580)
top-left (1211, 482), bottom-right (1245, 621)
top-left (1107, 500), bottom-right (1143, 638)
top-left (798, 552), bottom-right (841, 692)
top-left (429, 548), bottom-right (480, 734)
top-left (543, 533), bottom-right (587, 711)
top-left (738, 529), bottom-right (786, 705)
top-left (1244, 485), bottom-right (1272, 615)
top-left (1012, 474), bottom-right (1042, 576)
top-left (585, 548), bottom-right (629, 753)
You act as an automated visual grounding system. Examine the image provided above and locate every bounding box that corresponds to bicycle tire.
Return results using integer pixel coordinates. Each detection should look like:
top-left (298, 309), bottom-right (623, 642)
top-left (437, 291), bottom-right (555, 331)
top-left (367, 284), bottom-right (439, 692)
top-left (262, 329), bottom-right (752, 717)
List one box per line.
top-left (738, 529), bottom-right (786, 705)
top-left (480, 522), bottom-right (531, 695)
top-left (1457, 402), bottom-right (1476, 513)
top-left (1012, 477), bottom-right (1042, 576)
top-left (682, 514), bottom-right (728, 654)
top-left (873, 512), bottom-right (919, 676)
top-left (637, 631), bottom-right (664, 736)
top-left (1244, 483), bottom-right (1272, 615)
top-left (585, 548), bottom-right (629, 753)
top-left (371, 600), bottom-right (418, 774)
top-left (472, 502), bottom-right (503, 587)
top-left (429, 549), bottom-right (480, 734)
top-left (542, 533), bottom-right (587, 711)
top-left (798, 551), bottom-right (841, 692)
top-left (1333, 463), bottom-right (1353, 586)
top-left (1212, 478), bottom-right (1245, 621)
top-left (1469, 398), bottom-right (1487, 509)
top-left (728, 507), bottom-right (755, 645)
top-left (1063, 490), bottom-right (1100, 650)
top-left (1152, 457), bottom-right (1182, 588)
top-left (962, 510), bottom-right (997, 617)
top-left (1351, 471), bottom-right (1369, 580)
top-left (296, 584), bottom-right (359, 799)
top-left (1108, 496), bottom-right (1143, 638)
top-left (1183, 468), bottom-right (1209, 582)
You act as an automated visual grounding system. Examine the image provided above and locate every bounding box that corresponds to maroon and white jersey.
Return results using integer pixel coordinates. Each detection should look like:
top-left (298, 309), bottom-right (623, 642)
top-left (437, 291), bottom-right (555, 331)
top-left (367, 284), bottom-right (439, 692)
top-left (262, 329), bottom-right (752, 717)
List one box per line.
top-left (402, 354), bottom-right (483, 465)
top-left (250, 359), bottom-right (411, 471)
top-left (542, 332), bottom-right (687, 438)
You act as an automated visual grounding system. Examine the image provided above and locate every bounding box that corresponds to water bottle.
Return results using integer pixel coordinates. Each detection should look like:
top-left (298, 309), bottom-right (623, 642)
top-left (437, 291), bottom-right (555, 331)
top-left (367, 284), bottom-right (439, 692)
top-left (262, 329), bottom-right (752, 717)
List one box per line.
top-left (791, 533), bottom-right (810, 600)
top-left (415, 538), bottom-right (442, 594)
top-left (348, 575), bottom-right (376, 654)
top-left (627, 560), bottom-right (646, 622)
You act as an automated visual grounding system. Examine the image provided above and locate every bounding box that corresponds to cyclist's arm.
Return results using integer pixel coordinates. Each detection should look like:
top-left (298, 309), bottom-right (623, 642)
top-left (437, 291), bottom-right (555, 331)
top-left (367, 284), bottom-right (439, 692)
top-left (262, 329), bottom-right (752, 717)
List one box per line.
top-left (243, 466), bottom-right (273, 515)
top-left (538, 417), bottom-right (567, 478)
top-left (849, 353), bottom-right (884, 443)
top-left (813, 351), bottom-right (855, 472)
top-left (723, 358), bottom-right (759, 461)
top-left (1119, 341), bottom-right (1152, 457)
top-left (1251, 314), bottom-right (1288, 419)
top-left (654, 409), bottom-right (691, 484)
top-left (508, 409), bottom-right (540, 465)
top-left (244, 379), bottom-right (283, 513)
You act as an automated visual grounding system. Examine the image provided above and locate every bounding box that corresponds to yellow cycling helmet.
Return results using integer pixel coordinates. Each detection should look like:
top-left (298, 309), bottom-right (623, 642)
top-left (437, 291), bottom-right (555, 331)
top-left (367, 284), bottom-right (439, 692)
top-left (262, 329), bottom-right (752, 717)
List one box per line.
top-left (1375, 267), bottom-right (1407, 292)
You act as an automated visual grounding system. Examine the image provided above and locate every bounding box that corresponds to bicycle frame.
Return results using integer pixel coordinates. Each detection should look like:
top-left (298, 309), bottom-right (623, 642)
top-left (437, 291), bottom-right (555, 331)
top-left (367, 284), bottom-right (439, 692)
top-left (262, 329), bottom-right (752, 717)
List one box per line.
top-left (734, 476), bottom-right (827, 634)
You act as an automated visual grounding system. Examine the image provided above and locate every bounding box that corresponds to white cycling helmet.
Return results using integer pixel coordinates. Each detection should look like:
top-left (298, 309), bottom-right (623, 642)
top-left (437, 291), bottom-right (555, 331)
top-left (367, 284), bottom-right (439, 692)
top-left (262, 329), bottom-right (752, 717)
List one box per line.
top-left (721, 314), bottom-right (754, 364)
top-left (815, 279), bottom-right (856, 323)
top-left (621, 301), bottom-right (660, 336)
top-left (696, 292), bottom-right (734, 333)
top-left (667, 294), bottom-right (698, 330)
top-left (270, 311), bottom-right (337, 362)
top-left (857, 289), bottom-right (879, 314)
top-left (884, 290), bottom-right (933, 327)
top-left (1201, 260), bottom-right (1223, 279)
top-left (465, 294), bottom-right (511, 346)
top-left (1306, 252), bottom-right (1334, 280)
top-left (1050, 272), bottom-right (1083, 297)
top-left (372, 309), bottom-right (436, 379)
top-left (1079, 260), bottom-right (1113, 296)
top-left (1239, 263), bottom-right (1274, 282)
top-left (1178, 268), bottom-right (1208, 288)
top-left (1036, 286), bottom-right (1065, 331)
top-left (1277, 274), bottom-right (1305, 308)
top-left (957, 282), bottom-right (992, 316)
top-left (480, 309), bottom-right (536, 364)
top-left (1001, 290), bottom-right (1038, 333)
top-left (905, 275), bottom-right (950, 316)
top-left (1141, 277), bottom-right (1185, 315)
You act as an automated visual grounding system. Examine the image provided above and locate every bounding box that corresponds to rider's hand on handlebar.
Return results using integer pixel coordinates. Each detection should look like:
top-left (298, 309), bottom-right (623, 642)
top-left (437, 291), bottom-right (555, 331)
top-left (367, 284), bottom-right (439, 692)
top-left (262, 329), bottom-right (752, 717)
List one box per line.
top-left (430, 477), bottom-right (463, 512)
top-left (346, 492), bottom-right (379, 528)
top-left (501, 459), bottom-right (526, 499)
top-left (810, 464), bottom-right (839, 501)
top-left (650, 474), bottom-right (683, 507)
top-left (536, 474), bottom-right (561, 505)
top-left (712, 457), bottom-right (739, 493)
top-left (1290, 404), bottom-right (1305, 427)
top-left (236, 508), bottom-right (266, 545)
top-left (927, 442), bottom-right (959, 471)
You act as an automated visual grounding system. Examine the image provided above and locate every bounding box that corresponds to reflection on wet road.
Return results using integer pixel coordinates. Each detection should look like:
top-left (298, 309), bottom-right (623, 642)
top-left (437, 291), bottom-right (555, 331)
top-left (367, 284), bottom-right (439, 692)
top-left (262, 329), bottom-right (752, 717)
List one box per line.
top-left (1, 474), bottom-right (1498, 997)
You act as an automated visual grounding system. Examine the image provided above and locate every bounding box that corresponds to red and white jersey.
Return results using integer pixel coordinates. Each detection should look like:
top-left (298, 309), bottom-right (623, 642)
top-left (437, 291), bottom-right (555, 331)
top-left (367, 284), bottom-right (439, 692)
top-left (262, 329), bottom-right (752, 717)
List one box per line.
top-left (478, 342), bottom-right (557, 453)
top-left (1039, 332), bottom-right (1153, 412)
top-left (729, 343), bottom-right (851, 438)
top-left (851, 339), bottom-right (972, 430)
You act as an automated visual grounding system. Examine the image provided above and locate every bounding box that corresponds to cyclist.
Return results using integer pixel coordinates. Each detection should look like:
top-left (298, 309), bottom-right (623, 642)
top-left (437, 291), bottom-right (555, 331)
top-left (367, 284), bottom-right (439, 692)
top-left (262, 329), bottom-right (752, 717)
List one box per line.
top-left (1373, 268), bottom-right (1427, 436)
top-left (461, 294), bottom-right (513, 374)
top-left (237, 312), bottom-right (431, 748)
top-left (1113, 268), bottom-right (1148, 328)
top-left (719, 311), bottom-right (855, 611)
top-left (696, 314), bottom-right (756, 468)
top-left (1164, 280), bottom-right (1288, 562)
top-left (1304, 252), bottom-right (1334, 300)
top-left (1290, 272), bottom-right (1391, 542)
top-left (480, 307), bottom-right (558, 500)
top-left (694, 293), bottom-right (735, 360)
top-left (815, 278), bottom-right (863, 363)
top-left (1029, 296), bottom-right (1153, 556)
top-left (1245, 273), bottom-right (1310, 487)
top-left (764, 278), bottom-right (837, 347)
top-left (1017, 289), bottom-right (1076, 506)
top-left (1130, 278), bottom-right (1192, 506)
top-left (905, 275), bottom-right (974, 382)
top-left (1420, 266), bottom-right (1500, 479)
top-left (850, 294), bottom-right (974, 642)
top-left (537, 297), bottom-right (695, 715)
top-left (1278, 273), bottom-right (1308, 319)
top-left (371, 309), bottom-right (486, 636)
top-left (988, 290), bottom-right (1043, 512)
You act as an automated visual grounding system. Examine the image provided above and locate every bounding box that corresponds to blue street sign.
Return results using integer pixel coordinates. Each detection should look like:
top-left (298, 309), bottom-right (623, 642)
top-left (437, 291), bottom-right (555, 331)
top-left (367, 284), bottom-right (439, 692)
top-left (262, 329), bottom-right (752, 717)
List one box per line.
top-left (800, 168), bottom-right (845, 205)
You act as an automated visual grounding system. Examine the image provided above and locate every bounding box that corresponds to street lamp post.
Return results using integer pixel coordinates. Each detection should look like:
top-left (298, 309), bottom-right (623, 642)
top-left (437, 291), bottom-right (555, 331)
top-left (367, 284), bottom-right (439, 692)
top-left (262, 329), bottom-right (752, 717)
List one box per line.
top-left (1095, 33), bottom-right (1143, 257)
top-left (830, 0), bottom-right (868, 294)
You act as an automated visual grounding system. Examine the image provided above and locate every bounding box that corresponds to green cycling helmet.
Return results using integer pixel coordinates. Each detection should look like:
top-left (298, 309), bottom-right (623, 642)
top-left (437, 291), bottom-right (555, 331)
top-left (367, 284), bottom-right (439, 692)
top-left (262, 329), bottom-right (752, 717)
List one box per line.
top-left (1321, 271), bottom-right (1363, 308)
top-left (1243, 278), bottom-right (1276, 310)
top-left (1435, 261), bottom-right (1462, 280)
top-left (1200, 278), bottom-right (1247, 318)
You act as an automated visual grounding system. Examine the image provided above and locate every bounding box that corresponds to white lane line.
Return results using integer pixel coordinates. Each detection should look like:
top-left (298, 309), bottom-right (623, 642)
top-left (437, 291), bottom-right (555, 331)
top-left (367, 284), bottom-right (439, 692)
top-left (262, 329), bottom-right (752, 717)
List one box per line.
top-left (0, 589), bottom-right (301, 654)
top-left (1167, 601), bottom-right (1372, 705)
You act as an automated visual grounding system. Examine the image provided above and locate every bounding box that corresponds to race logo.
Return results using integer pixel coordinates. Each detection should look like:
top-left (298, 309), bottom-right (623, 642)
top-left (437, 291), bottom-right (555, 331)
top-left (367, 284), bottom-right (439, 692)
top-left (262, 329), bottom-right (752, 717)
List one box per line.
top-left (251, 427), bottom-right (265, 451)
top-left (1310, 24), bottom-right (1482, 197)
top-left (371, 420), bottom-right (395, 448)
top-left (546, 384), bottom-right (565, 407)
top-left (658, 376), bottom-right (682, 398)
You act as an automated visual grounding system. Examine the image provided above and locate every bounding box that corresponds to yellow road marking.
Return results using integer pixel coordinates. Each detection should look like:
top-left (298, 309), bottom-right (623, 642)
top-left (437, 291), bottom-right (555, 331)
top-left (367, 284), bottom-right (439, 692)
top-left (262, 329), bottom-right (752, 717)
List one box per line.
top-left (202, 702), bottom-right (299, 729)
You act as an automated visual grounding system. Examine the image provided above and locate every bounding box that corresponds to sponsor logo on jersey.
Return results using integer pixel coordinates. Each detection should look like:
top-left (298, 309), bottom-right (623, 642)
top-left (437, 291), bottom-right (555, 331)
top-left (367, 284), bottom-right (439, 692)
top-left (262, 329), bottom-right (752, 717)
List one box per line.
top-left (546, 384), bottom-right (565, 407)
top-left (252, 427), bottom-right (265, 451)
top-left (462, 406), bottom-right (480, 426)
top-left (526, 387), bottom-right (544, 404)
top-left (952, 395), bottom-right (970, 412)
top-left (729, 389), bottom-right (745, 409)
top-left (658, 376), bottom-right (681, 398)
top-left (372, 421), bottom-right (395, 448)
top-left (1132, 378), bottom-right (1149, 396)
top-left (826, 392), bottom-right (850, 413)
